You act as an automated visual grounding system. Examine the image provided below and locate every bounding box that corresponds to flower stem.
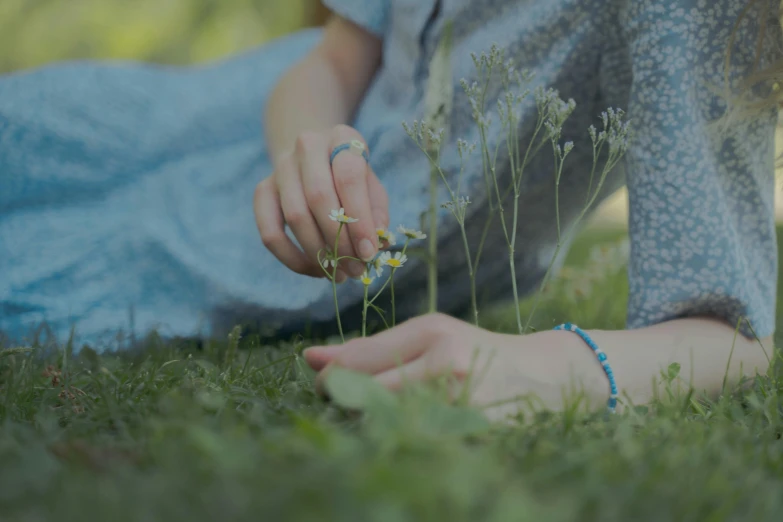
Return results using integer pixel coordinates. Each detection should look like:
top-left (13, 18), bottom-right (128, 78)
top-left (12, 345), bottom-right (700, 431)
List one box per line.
top-left (391, 270), bottom-right (397, 327)
top-left (391, 239), bottom-right (412, 327)
top-left (362, 285), bottom-right (368, 337)
top-left (523, 144), bottom-right (566, 333)
top-left (427, 161), bottom-right (438, 314)
top-left (509, 193), bottom-right (523, 334)
top-left (333, 223), bottom-right (345, 342)
top-left (458, 223), bottom-right (479, 326)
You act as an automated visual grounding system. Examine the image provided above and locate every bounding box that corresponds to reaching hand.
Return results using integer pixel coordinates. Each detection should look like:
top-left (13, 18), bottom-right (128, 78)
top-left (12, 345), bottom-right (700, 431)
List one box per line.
top-left (254, 125), bottom-right (389, 281)
top-left (303, 314), bottom-right (593, 421)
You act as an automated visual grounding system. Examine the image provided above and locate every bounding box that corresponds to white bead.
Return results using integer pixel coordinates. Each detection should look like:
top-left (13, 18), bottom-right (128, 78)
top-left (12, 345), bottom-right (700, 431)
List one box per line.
top-left (349, 139), bottom-right (366, 155)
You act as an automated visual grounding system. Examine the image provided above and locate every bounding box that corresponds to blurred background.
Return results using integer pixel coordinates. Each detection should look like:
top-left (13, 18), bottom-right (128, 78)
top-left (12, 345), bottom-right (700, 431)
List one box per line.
top-left (1, 0), bottom-right (780, 225)
top-left (0, 0), bottom-right (329, 73)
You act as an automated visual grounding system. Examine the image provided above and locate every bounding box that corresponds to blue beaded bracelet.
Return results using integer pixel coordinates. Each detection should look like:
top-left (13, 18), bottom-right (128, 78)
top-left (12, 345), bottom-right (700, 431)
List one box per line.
top-left (553, 323), bottom-right (618, 412)
top-left (330, 140), bottom-right (370, 166)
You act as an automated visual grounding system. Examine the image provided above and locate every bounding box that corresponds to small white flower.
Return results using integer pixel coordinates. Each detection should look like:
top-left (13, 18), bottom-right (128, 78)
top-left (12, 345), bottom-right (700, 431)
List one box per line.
top-left (321, 258), bottom-right (336, 269)
top-left (381, 251), bottom-right (407, 269)
top-left (396, 225), bottom-right (427, 240)
top-left (371, 256), bottom-right (385, 278)
top-left (376, 228), bottom-right (397, 247)
top-left (360, 269), bottom-right (374, 286)
top-left (328, 208), bottom-right (358, 224)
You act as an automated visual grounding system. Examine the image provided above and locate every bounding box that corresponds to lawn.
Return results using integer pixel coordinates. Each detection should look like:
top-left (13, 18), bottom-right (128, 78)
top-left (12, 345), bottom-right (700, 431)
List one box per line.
top-left (1, 225), bottom-right (781, 522)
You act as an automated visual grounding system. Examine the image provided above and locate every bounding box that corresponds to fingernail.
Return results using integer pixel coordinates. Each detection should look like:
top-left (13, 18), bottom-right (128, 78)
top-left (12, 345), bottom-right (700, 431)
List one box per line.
top-left (358, 239), bottom-right (376, 262)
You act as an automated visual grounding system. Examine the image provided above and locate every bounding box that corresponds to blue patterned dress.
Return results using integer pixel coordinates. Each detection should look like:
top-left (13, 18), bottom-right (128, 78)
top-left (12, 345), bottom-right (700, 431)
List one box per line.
top-left (0, 0), bottom-right (780, 348)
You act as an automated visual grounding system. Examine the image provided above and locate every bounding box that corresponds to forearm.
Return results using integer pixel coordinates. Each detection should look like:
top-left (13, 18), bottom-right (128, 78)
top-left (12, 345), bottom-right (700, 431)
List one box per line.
top-left (529, 318), bottom-right (773, 410)
top-left (264, 51), bottom-right (352, 164)
top-left (264, 17), bottom-right (382, 165)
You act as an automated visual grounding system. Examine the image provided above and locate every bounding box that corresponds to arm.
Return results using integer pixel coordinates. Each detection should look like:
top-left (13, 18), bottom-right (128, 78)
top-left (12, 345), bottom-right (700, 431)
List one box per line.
top-left (303, 314), bottom-right (773, 419)
top-left (264, 16), bottom-right (382, 164)
top-left (255, 15), bottom-right (388, 279)
top-left (526, 318), bottom-right (773, 410)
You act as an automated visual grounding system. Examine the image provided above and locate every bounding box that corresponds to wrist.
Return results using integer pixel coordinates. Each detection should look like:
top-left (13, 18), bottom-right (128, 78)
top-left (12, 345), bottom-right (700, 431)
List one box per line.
top-left (522, 329), bottom-right (614, 411)
top-left (549, 318), bottom-right (772, 411)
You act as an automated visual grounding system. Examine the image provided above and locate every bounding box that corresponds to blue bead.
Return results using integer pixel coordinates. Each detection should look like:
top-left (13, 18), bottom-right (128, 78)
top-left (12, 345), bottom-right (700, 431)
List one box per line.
top-left (553, 321), bottom-right (617, 413)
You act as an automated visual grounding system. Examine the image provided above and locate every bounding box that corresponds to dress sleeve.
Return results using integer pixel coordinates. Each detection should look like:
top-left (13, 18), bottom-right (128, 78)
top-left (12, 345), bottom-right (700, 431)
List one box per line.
top-left (321, 0), bottom-right (390, 38)
top-left (620, 0), bottom-right (782, 338)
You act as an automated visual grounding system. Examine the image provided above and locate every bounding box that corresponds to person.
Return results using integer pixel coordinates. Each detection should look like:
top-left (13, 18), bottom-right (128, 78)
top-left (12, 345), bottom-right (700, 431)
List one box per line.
top-left (1, 0), bottom-right (780, 417)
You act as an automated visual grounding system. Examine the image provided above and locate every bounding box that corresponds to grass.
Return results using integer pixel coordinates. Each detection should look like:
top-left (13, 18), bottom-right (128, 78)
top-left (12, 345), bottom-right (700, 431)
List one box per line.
top-left (1, 225), bottom-right (782, 522)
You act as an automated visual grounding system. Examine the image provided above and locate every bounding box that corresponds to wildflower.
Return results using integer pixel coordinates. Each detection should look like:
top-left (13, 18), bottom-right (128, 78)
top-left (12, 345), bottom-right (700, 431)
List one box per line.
top-left (360, 269), bottom-right (374, 286)
top-left (370, 256), bottom-right (385, 277)
top-left (380, 251), bottom-right (408, 269)
top-left (441, 197), bottom-right (471, 221)
top-left (397, 225), bottom-right (427, 240)
top-left (588, 124), bottom-right (597, 143)
top-left (402, 120), bottom-right (425, 142)
top-left (328, 208), bottom-right (358, 224)
top-left (376, 228), bottom-right (397, 247)
top-left (457, 138), bottom-right (477, 157)
top-left (426, 127), bottom-right (445, 147)
top-left (322, 258), bottom-right (336, 269)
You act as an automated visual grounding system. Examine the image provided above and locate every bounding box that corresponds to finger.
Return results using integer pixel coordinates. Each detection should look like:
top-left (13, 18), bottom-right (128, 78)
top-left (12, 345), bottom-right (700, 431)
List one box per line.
top-left (275, 155), bottom-right (334, 275)
top-left (373, 355), bottom-right (437, 391)
top-left (309, 316), bottom-right (438, 390)
top-left (375, 355), bottom-right (467, 403)
top-left (329, 126), bottom-right (378, 262)
top-left (253, 178), bottom-right (323, 278)
top-left (296, 132), bottom-right (363, 277)
top-left (367, 169), bottom-right (390, 231)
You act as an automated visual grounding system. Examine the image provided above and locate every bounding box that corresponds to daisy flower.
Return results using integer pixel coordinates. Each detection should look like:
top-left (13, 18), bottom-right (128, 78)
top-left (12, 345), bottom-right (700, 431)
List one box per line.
top-left (376, 228), bottom-right (397, 247)
top-left (329, 208), bottom-right (358, 224)
top-left (370, 256), bottom-right (385, 278)
top-left (397, 225), bottom-right (426, 240)
top-left (380, 251), bottom-right (407, 269)
top-left (360, 269), bottom-right (374, 286)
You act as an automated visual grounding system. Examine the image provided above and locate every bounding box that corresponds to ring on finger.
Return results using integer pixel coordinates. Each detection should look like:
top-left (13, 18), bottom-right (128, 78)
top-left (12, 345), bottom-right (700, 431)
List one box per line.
top-left (329, 139), bottom-right (370, 167)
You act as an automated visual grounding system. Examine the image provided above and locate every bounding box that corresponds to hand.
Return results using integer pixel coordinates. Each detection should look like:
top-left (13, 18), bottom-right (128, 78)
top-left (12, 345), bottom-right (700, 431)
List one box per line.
top-left (303, 314), bottom-right (605, 421)
top-left (304, 314), bottom-right (775, 420)
top-left (254, 125), bottom-right (389, 281)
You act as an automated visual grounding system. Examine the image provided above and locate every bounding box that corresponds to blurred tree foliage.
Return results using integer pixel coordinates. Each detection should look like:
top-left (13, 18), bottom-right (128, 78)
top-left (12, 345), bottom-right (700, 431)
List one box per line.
top-left (0, 0), bottom-right (328, 73)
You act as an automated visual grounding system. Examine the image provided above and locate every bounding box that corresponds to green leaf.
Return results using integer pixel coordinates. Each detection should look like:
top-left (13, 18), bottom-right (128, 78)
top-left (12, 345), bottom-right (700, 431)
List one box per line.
top-left (417, 401), bottom-right (491, 438)
top-left (77, 345), bottom-right (101, 371)
top-left (0, 347), bottom-right (33, 359)
top-left (191, 359), bottom-right (218, 374)
top-left (324, 367), bottom-right (399, 412)
top-left (634, 405), bottom-right (650, 416)
top-left (667, 363), bottom-right (681, 382)
top-left (195, 390), bottom-right (227, 412)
